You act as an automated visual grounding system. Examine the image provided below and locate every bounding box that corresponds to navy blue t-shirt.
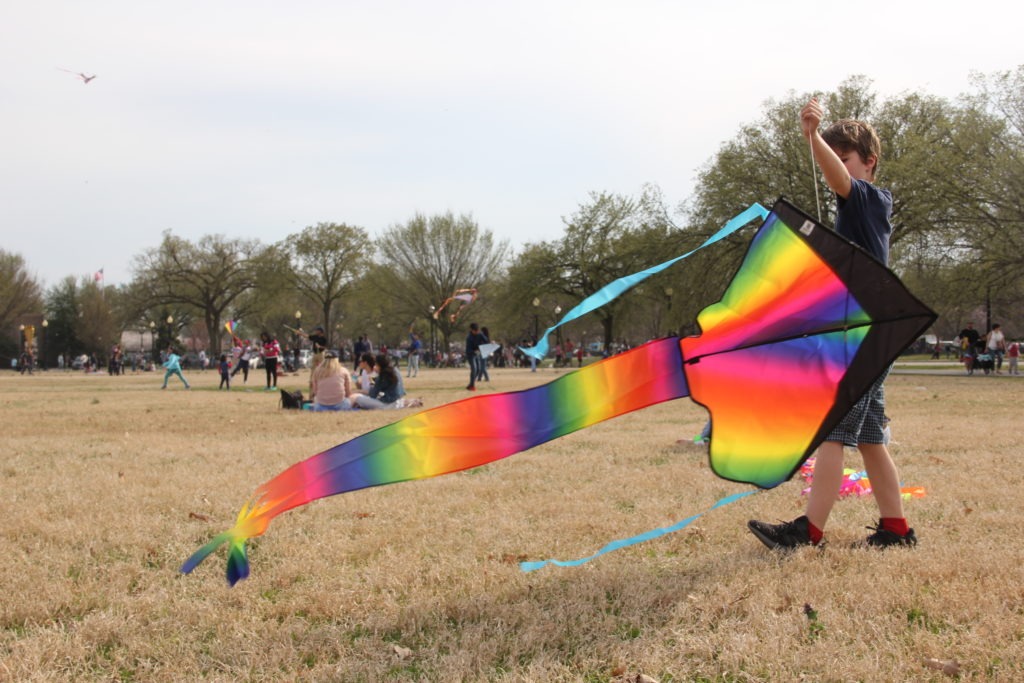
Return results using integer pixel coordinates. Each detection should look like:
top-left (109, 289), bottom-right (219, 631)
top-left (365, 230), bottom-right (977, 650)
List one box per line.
top-left (835, 178), bottom-right (892, 265)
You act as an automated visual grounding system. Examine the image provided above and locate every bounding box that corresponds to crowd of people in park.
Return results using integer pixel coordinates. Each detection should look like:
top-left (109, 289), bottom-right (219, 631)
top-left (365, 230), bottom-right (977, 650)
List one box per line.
top-left (13, 318), bottom-right (1022, 385)
top-left (956, 321), bottom-right (1020, 375)
top-left (200, 320), bottom-right (605, 409)
top-left (19, 294), bottom-right (1020, 404)
top-left (15, 316), bottom-right (612, 382)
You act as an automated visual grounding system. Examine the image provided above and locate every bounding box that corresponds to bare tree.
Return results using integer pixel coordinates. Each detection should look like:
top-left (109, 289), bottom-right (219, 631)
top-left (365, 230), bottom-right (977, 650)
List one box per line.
top-left (280, 222), bottom-right (367, 346)
top-left (131, 232), bottom-right (267, 353)
top-left (374, 212), bottom-right (509, 350)
top-left (506, 188), bottom-right (677, 350)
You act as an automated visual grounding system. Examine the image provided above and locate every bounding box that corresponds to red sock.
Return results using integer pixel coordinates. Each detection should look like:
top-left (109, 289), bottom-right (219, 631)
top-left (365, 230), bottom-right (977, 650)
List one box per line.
top-left (808, 521), bottom-right (824, 545)
top-left (880, 517), bottom-right (910, 536)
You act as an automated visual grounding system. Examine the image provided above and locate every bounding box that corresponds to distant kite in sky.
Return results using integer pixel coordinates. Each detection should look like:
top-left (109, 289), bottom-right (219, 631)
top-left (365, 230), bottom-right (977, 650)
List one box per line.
top-left (433, 288), bottom-right (478, 323)
top-left (57, 68), bottom-right (96, 84)
top-left (182, 199), bottom-right (936, 585)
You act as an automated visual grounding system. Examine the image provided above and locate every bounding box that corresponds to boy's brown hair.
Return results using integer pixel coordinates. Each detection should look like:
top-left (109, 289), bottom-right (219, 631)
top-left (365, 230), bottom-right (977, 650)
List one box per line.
top-left (822, 119), bottom-right (882, 178)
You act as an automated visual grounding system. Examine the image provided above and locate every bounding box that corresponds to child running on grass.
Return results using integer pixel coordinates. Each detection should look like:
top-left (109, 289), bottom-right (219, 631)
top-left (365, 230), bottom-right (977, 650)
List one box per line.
top-left (161, 347), bottom-right (190, 390)
top-left (747, 98), bottom-right (916, 550)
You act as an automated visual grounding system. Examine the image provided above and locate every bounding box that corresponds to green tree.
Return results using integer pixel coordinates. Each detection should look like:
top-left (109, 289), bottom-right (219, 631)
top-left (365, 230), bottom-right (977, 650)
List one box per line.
top-left (687, 71), bottom-right (1024, 334)
top-left (955, 66), bottom-right (1024, 328)
top-left (374, 212), bottom-right (509, 351)
top-left (874, 67), bottom-right (1023, 331)
top-left (0, 250), bottom-right (43, 357)
top-left (131, 233), bottom-right (267, 353)
top-left (44, 276), bottom-right (83, 364)
top-left (76, 280), bottom-right (119, 361)
top-left (690, 76), bottom-right (972, 260)
top-left (44, 276), bottom-right (120, 363)
top-left (280, 222), bottom-right (367, 346)
top-left (508, 187), bottom-right (677, 350)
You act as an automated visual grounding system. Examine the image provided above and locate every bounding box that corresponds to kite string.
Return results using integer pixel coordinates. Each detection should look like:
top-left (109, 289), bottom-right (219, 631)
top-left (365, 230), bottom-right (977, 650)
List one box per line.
top-left (521, 203), bottom-right (768, 360)
top-left (519, 490), bottom-right (758, 572)
top-left (809, 133), bottom-right (822, 222)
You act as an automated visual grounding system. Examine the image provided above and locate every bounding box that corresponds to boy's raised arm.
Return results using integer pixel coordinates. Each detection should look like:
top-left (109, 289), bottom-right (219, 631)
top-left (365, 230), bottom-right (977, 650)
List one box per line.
top-left (801, 98), bottom-right (853, 199)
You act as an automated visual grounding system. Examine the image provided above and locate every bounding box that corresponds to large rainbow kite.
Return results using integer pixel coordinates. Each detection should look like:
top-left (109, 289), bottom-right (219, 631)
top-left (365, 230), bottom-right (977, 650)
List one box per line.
top-left (182, 199), bottom-right (936, 585)
top-left (224, 320), bottom-right (245, 349)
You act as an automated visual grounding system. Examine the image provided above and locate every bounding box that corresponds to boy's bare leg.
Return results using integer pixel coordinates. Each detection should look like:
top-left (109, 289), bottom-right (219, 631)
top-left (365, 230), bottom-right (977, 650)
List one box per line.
top-left (805, 440), bottom-right (845, 531)
top-left (859, 443), bottom-right (905, 519)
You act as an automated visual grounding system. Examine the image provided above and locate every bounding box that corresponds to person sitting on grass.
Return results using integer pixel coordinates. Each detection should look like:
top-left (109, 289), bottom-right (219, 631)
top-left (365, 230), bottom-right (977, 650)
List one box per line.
top-left (311, 352), bottom-right (355, 412)
top-left (355, 352), bottom-right (377, 393)
top-left (350, 354), bottom-right (422, 409)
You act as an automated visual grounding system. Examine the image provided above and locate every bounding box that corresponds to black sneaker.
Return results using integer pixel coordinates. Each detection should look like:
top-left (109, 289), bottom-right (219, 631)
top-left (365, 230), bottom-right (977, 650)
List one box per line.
top-left (748, 515), bottom-right (813, 550)
top-left (865, 523), bottom-right (917, 548)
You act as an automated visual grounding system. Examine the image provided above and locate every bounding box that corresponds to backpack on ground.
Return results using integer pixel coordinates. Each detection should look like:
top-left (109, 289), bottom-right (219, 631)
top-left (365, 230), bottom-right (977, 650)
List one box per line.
top-left (280, 389), bottom-right (304, 409)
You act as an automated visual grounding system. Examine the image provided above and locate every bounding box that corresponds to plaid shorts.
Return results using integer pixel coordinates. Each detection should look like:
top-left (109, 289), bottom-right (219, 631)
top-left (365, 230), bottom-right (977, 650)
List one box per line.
top-left (826, 367), bottom-right (890, 447)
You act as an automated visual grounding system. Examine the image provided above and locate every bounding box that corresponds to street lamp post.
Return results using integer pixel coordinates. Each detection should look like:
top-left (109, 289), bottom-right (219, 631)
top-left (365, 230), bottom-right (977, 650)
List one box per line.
top-left (664, 287), bottom-right (673, 336)
top-left (293, 310), bottom-right (303, 370)
top-left (553, 305), bottom-right (563, 359)
top-left (149, 321), bottom-right (156, 360)
top-left (376, 322), bottom-right (382, 350)
top-left (41, 319), bottom-right (48, 370)
top-left (428, 306), bottom-right (436, 367)
top-left (532, 298), bottom-right (540, 341)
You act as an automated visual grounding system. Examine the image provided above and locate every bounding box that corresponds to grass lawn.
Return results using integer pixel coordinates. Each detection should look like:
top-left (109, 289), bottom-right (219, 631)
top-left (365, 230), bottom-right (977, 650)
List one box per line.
top-left (2, 365), bottom-right (1022, 681)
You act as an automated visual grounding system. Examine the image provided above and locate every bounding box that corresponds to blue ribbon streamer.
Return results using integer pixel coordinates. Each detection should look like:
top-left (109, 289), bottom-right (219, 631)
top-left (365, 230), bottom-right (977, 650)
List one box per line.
top-left (521, 203), bottom-right (769, 360)
top-left (519, 490), bottom-right (758, 572)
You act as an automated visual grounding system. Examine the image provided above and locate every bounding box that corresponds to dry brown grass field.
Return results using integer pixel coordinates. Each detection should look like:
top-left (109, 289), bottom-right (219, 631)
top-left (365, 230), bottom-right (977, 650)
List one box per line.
top-left (2, 363), bottom-right (1023, 682)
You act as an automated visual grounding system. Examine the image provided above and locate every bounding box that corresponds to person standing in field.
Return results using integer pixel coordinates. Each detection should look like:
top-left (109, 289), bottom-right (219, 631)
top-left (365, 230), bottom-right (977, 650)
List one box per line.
top-left (232, 341), bottom-right (253, 384)
top-left (407, 326), bottom-right (422, 378)
top-left (465, 323), bottom-right (485, 391)
top-left (353, 335), bottom-right (370, 371)
top-left (985, 323), bottom-right (1006, 374)
top-left (476, 326), bottom-right (492, 383)
top-left (957, 322), bottom-right (980, 360)
top-left (748, 98), bottom-right (916, 550)
top-left (1007, 339), bottom-right (1020, 375)
top-left (260, 331), bottom-right (281, 391)
top-left (161, 347), bottom-right (191, 390)
top-left (218, 354), bottom-right (231, 390)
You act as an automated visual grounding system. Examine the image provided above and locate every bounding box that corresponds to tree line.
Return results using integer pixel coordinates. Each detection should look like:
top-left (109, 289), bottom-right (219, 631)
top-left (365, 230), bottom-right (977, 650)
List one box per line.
top-left (4, 68), bottom-right (1022, 366)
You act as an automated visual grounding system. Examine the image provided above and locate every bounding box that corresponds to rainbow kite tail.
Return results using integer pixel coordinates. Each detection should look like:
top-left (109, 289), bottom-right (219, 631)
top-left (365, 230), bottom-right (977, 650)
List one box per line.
top-left (180, 531), bottom-right (248, 585)
top-left (181, 337), bottom-right (692, 585)
top-left (180, 500), bottom-right (273, 585)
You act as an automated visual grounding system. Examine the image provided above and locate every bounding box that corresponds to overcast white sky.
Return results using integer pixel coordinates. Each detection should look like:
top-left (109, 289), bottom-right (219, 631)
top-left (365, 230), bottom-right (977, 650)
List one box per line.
top-left (3, 1), bottom-right (1020, 287)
